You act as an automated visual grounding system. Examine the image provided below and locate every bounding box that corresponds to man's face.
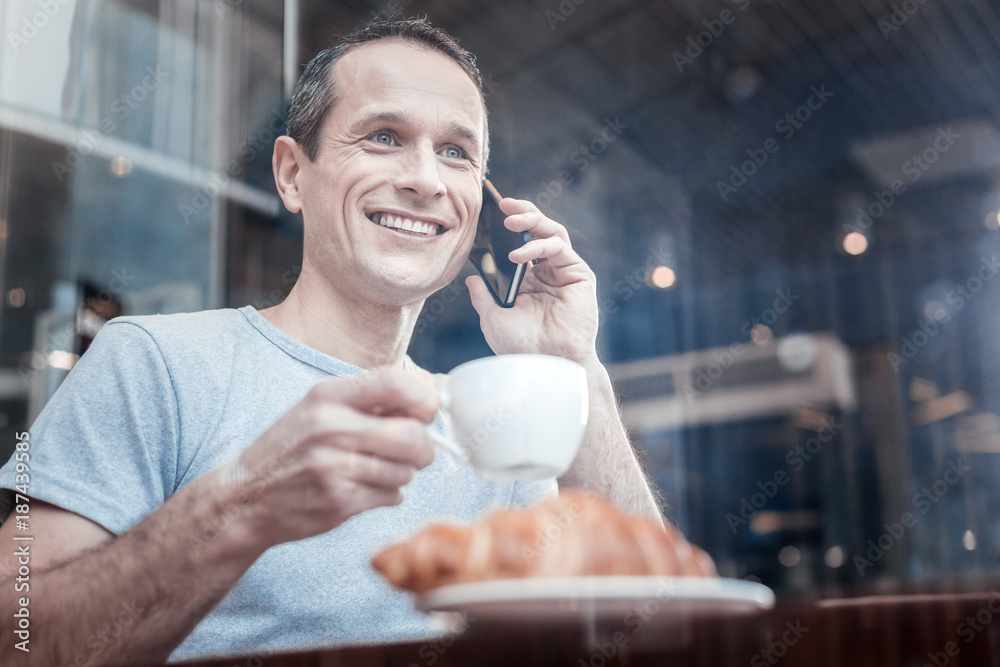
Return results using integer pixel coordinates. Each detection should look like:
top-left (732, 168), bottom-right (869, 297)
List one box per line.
top-left (295, 40), bottom-right (485, 308)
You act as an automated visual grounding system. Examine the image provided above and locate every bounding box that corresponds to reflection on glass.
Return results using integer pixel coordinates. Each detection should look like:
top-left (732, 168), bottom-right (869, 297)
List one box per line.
top-left (2, 0), bottom-right (1000, 601)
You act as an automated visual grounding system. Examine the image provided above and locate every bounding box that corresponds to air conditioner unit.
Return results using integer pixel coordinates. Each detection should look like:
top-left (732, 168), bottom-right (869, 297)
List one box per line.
top-left (608, 333), bottom-right (855, 430)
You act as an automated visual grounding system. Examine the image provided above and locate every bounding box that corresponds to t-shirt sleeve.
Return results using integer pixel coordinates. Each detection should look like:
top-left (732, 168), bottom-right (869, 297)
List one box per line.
top-left (0, 320), bottom-right (180, 535)
top-left (509, 477), bottom-right (558, 508)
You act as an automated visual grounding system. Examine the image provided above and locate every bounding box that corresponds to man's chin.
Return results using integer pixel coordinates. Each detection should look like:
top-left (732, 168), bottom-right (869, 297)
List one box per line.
top-left (363, 273), bottom-right (459, 310)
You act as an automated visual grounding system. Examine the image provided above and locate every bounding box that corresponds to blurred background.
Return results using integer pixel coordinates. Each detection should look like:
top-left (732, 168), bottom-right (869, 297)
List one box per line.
top-left (2, 0), bottom-right (1000, 597)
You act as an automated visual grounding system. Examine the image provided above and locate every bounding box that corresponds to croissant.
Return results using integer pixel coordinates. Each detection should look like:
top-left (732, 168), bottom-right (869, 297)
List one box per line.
top-left (372, 491), bottom-right (717, 594)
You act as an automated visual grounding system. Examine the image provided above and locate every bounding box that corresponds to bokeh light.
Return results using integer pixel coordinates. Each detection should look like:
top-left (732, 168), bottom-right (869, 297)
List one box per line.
top-left (649, 265), bottom-right (676, 289)
top-left (843, 231), bottom-right (869, 255)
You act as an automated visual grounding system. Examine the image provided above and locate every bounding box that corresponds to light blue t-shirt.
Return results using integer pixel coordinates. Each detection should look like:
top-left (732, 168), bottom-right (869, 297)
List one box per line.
top-left (0, 306), bottom-right (556, 661)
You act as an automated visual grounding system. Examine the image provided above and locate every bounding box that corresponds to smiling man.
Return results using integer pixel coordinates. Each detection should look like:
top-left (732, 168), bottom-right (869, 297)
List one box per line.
top-left (0, 18), bottom-right (661, 664)
top-left (264, 32), bottom-right (484, 367)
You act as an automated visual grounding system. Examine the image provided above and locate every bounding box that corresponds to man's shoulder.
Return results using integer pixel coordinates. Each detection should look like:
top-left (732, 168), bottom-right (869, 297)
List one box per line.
top-left (103, 307), bottom-right (251, 346)
top-left (91, 308), bottom-right (262, 377)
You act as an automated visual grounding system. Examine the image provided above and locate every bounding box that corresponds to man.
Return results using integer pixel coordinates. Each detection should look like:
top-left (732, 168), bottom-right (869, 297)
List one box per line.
top-left (0, 18), bottom-right (661, 664)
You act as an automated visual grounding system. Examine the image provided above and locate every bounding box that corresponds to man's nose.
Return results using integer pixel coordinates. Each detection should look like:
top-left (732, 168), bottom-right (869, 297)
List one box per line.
top-left (394, 143), bottom-right (446, 199)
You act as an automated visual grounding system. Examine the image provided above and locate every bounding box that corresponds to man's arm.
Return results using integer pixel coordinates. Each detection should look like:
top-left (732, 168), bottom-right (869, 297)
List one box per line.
top-left (0, 369), bottom-right (437, 665)
top-left (465, 197), bottom-right (663, 523)
top-left (557, 355), bottom-right (663, 522)
top-left (0, 468), bottom-right (266, 665)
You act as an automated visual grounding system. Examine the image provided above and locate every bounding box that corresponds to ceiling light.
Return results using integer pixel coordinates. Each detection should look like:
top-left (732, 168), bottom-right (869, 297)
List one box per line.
top-left (986, 210), bottom-right (1000, 231)
top-left (6, 288), bottom-right (25, 308)
top-left (842, 231), bottom-right (868, 255)
top-left (649, 265), bottom-right (676, 289)
top-left (110, 156), bottom-right (133, 177)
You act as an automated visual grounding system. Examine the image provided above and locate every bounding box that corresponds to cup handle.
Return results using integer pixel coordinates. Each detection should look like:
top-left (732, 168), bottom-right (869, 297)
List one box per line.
top-left (427, 382), bottom-right (467, 462)
top-left (426, 424), bottom-right (468, 462)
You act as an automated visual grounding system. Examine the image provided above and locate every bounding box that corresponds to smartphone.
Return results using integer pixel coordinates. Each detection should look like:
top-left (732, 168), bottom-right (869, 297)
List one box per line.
top-left (469, 179), bottom-right (531, 308)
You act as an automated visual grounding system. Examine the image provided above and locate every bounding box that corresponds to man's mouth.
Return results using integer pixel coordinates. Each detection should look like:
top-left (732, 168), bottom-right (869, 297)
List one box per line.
top-left (368, 212), bottom-right (443, 237)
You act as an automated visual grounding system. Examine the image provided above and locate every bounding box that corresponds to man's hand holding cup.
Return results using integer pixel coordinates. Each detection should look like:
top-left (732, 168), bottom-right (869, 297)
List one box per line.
top-left (226, 369), bottom-right (438, 548)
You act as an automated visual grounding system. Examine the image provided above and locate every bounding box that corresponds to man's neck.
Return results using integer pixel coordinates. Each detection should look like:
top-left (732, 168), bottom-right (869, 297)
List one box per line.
top-left (258, 270), bottom-right (422, 371)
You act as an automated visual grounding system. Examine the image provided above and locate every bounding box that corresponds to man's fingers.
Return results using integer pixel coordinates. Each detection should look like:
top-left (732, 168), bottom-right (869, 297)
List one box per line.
top-left (509, 237), bottom-right (589, 276)
top-left (352, 484), bottom-right (406, 512)
top-left (500, 199), bottom-right (572, 245)
top-left (301, 404), bottom-right (436, 469)
top-left (317, 478), bottom-right (406, 520)
top-left (318, 449), bottom-right (418, 489)
top-left (307, 368), bottom-right (440, 422)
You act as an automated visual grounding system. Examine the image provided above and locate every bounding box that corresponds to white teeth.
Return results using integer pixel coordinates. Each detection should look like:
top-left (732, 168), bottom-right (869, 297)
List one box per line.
top-left (372, 213), bottom-right (441, 236)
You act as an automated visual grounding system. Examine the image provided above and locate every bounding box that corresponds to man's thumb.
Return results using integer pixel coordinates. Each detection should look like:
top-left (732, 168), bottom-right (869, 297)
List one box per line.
top-left (464, 275), bottom-right (495, 316)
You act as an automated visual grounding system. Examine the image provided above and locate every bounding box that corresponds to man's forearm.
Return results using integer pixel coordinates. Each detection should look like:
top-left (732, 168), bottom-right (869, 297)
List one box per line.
top-left (558, 355), bottom-right (663, 523)
top-left (0, 467), bottom-right (265, 665)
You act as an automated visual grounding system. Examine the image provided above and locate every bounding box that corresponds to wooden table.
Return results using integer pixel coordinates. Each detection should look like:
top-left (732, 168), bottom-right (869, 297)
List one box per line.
top-left (174, 590), bottom-right (1000, 666)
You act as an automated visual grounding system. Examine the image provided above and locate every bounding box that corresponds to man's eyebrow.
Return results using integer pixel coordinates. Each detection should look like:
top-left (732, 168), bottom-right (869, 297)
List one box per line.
top-left (348, 111), bottom-right (409, 135)
top-left (447, 121), bottom-right (481, 153)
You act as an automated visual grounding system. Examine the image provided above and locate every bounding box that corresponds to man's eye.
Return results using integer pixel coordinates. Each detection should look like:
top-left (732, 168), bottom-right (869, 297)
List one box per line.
top-left (442, 146), bottom-right (466, 159)
top-left (372, 132), bottom-right (395, 145)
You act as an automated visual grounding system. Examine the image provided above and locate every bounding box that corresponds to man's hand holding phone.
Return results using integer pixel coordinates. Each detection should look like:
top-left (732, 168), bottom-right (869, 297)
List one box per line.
top-left (466, 192), bottom-right (600, 365)
top-left (466, 187), bottom-right (662, 523)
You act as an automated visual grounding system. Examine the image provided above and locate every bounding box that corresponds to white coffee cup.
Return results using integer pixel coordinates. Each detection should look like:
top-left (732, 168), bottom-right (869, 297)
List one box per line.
top-left (431, 354), bottom-right (589, 482)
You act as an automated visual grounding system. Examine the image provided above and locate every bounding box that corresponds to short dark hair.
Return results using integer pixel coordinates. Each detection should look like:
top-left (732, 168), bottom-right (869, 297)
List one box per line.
top-left (287, 17), bottom-right (489, 167)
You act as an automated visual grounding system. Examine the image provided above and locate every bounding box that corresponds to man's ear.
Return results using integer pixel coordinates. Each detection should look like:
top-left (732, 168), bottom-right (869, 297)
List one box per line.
top-left (273, 135), bottom-right (306, 214)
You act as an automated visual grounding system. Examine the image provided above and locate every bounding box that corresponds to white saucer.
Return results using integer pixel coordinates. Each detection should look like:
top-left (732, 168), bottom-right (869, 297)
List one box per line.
top-left (415, 576), bottom-right (774, 623)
